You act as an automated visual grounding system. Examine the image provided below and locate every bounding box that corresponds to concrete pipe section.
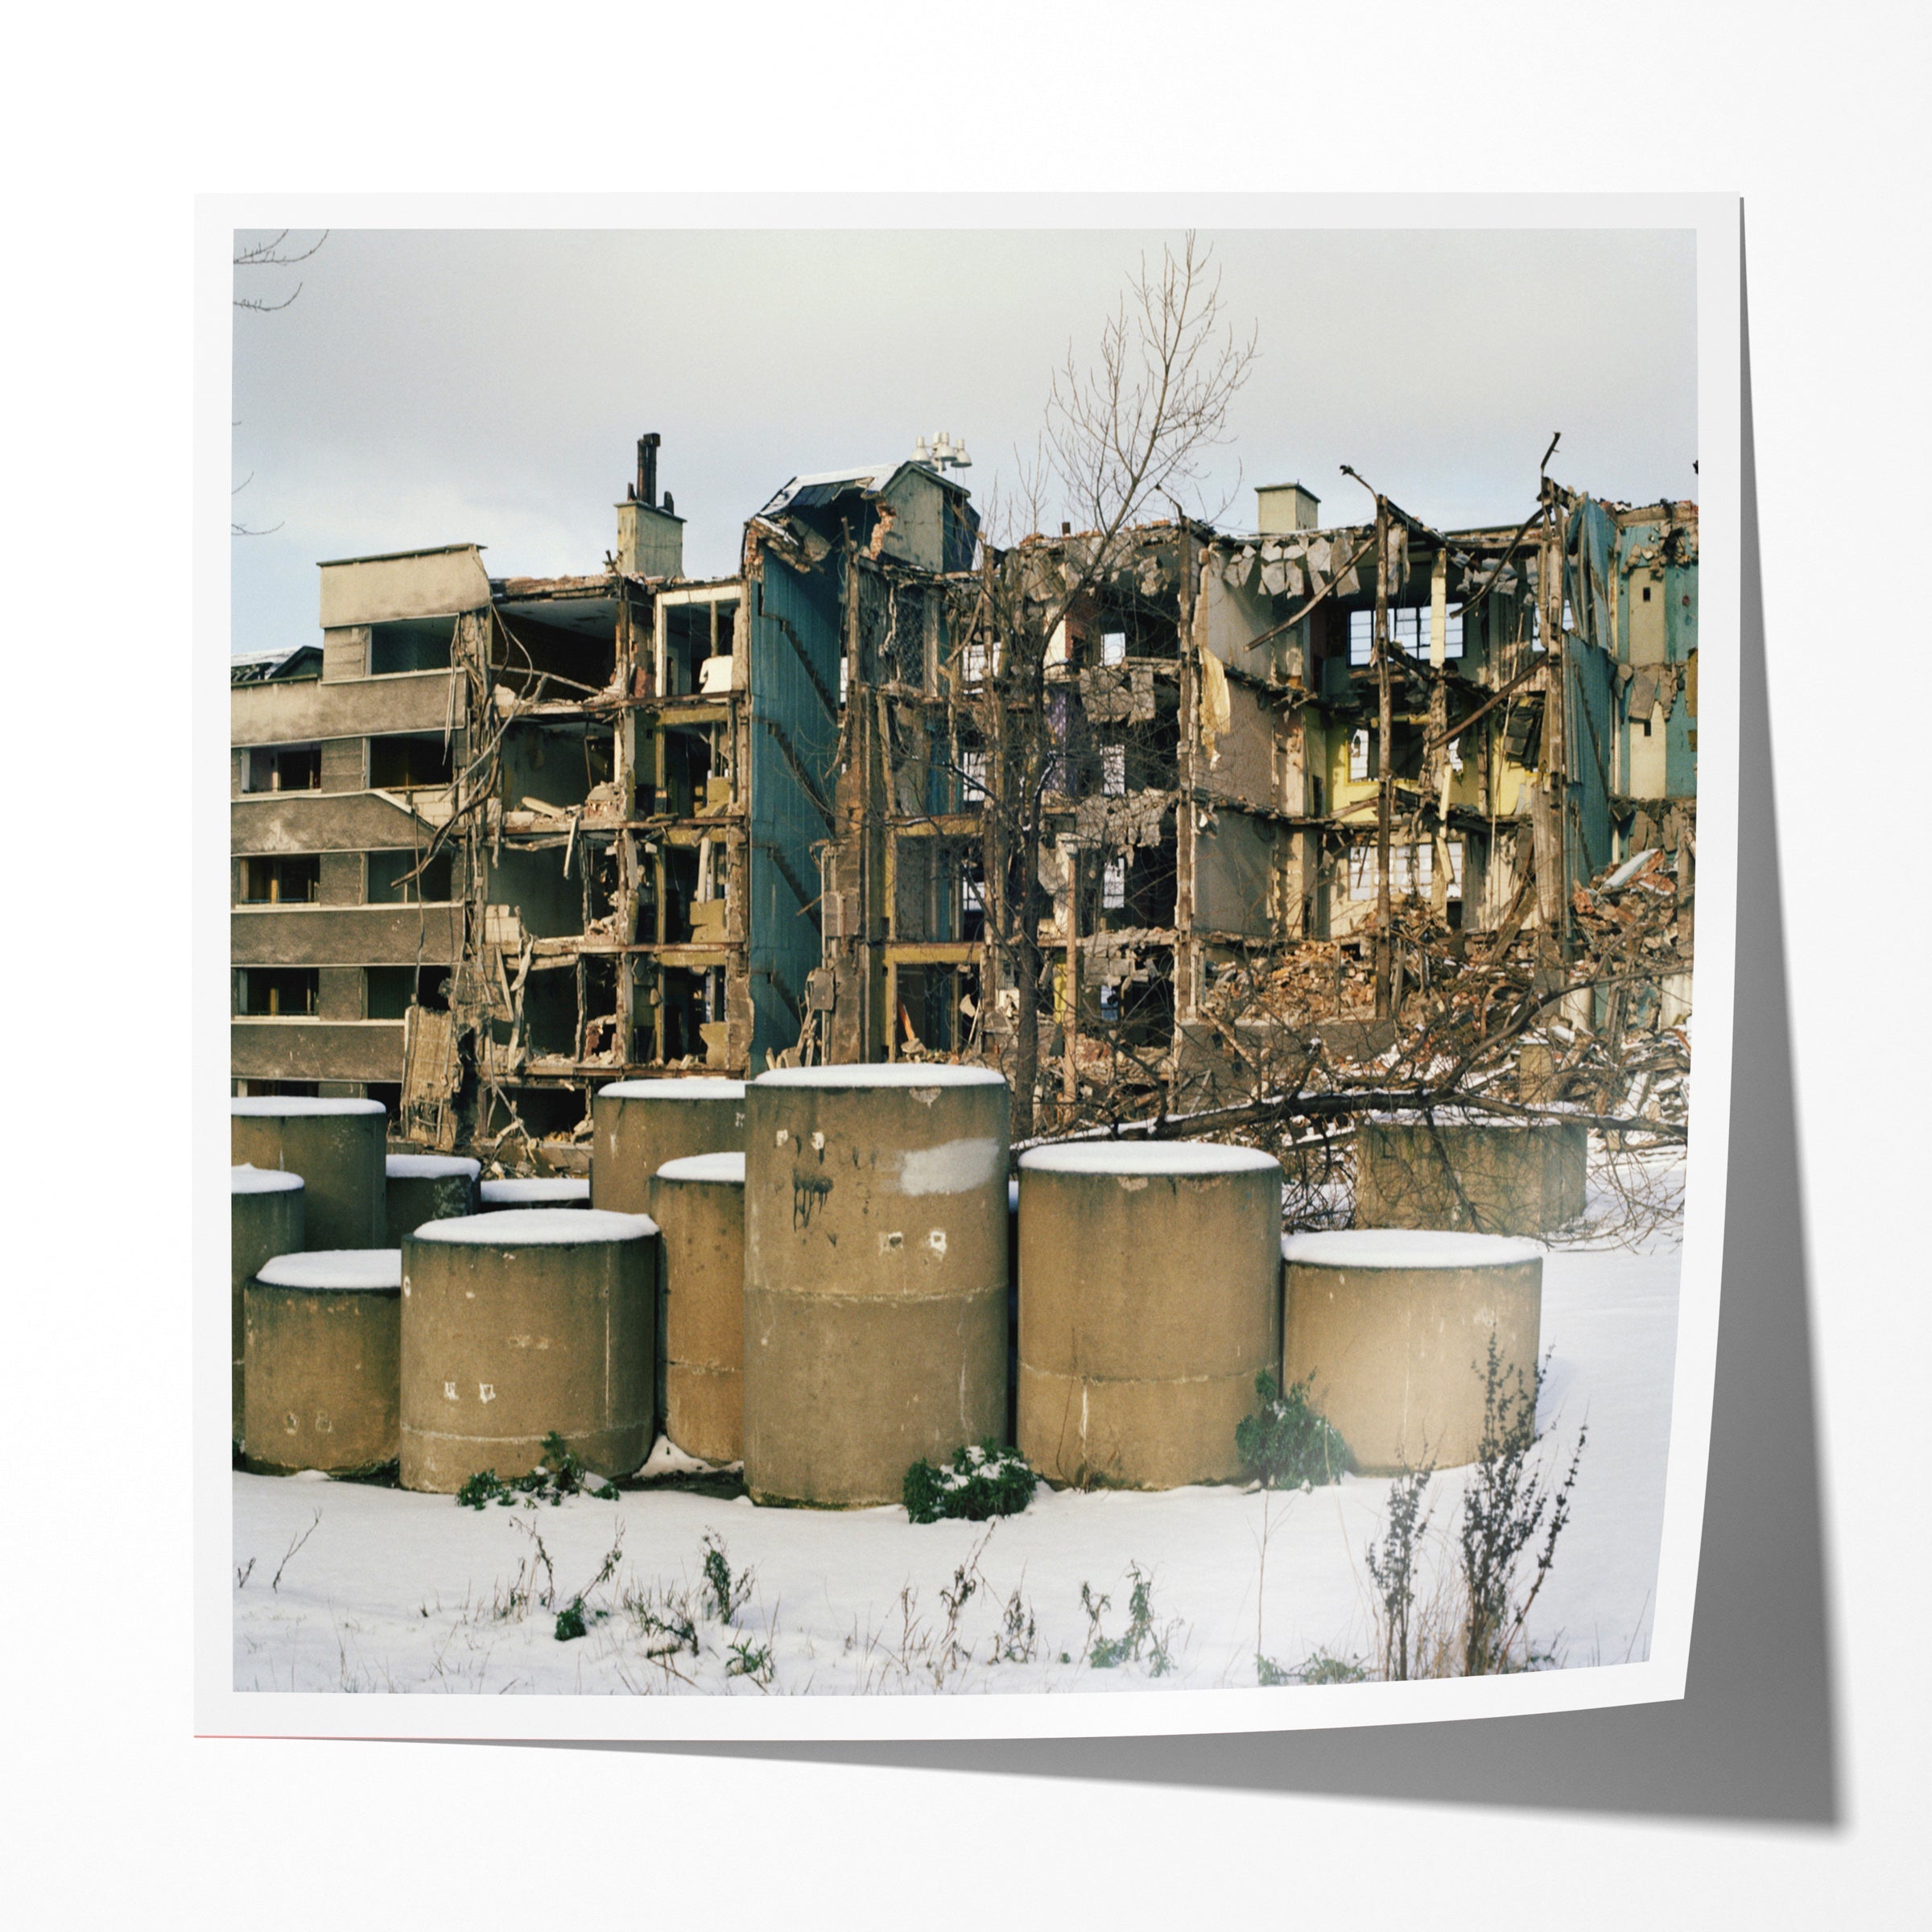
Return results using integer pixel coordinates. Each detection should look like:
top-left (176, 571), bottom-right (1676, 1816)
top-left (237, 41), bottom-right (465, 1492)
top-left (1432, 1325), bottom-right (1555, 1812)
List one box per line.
top-left (742, 1064), bottom-right (1009, 1509)
top-left (1281, 1228), bottom-right (1544, 1473)
top-left (385, 1154), bottom-right (480, 1246)
top-left (1354, 1114), bottom-right (1587, 1236)
top-left (1017, 1141), bottom-right (1283, 1490)
top-left (650, 1152), bottom-right (746, 1463)
top-left (592, 1077), bottom-right (747, 1213)
top-left (479, 1175), bottom-right (590, 1211)
top-left (398, 1208), bottom-right (658, 1494)
top-left (230, 1166), bottom-right (304, 1451)
top-left (242, 1248), bottom-right (402, 1476)
top-left (230, 1097), bottom-right (387, 1250)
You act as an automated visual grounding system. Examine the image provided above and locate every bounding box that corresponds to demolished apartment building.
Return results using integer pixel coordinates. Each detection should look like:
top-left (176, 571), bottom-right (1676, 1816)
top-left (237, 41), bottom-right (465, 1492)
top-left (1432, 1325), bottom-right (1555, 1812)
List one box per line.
top-left (807, 474), bottom-right (1699, 1107)
top-left (230, 438), bottom-right (976, 1158)
top-left (233, 436), bottom-right (1696, 1154)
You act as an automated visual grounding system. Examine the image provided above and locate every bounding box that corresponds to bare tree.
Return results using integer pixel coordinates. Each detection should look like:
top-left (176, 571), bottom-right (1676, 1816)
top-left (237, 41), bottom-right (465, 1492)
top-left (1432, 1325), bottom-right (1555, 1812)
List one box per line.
top-left (233, 229), bottom-right (328, 312)
top-left (232, 229), bottom-right (328, 535)
top-left (953, 235), bottom-right (1255, 1138)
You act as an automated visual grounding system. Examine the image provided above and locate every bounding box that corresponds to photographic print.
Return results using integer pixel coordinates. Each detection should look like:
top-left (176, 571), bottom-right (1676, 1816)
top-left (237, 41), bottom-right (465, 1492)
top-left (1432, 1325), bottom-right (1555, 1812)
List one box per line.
top-left (204, 200), bottom-right (1738, 1739)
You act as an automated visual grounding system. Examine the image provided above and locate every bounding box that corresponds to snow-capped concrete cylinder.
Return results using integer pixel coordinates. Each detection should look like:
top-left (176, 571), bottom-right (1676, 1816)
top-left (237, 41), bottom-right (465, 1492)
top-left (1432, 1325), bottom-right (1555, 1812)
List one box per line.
top-left (1281, 1228), bottom-right (1544, 1472)
top-left (230, 1097), bottom-right (387, 1250)
top-left (1016, 1141), bottom-right (1283, 1489)
top-left (649, 1152), bottom-right (746, 1463)
top-left (741, 1064), bottom-right (1009, 1508)
top-left (242, 1248), bottom-right (402, 1476)
top-left (385, 1154), bottom-right (480, 1246)
top-left (592, 1077), bottom-right (747, 1213)
top-left (230, 1166), bottom-right (305, 1449)
top-left (479, 1175), bottom-right (589, 1212)
top-left (398, 1208), bottom-right (657, 1493)
top-left (1353, 1116), bottom-right (1586, 1236)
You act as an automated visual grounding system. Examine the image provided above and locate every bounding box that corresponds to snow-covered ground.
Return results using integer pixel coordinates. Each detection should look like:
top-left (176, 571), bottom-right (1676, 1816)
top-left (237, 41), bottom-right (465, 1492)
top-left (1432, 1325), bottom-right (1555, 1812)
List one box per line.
top-left (232, 1177), bottom-right (1679, 1697)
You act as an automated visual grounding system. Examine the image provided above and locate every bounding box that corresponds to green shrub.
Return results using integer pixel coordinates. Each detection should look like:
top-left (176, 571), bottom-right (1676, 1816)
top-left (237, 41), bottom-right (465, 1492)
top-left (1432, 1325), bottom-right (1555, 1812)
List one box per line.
top-left (903, 1441), bottom-right (1037, 1525)
top-left (555, 1597), bottom-right (588, 1642)
top-left (456, 1430), bottom-right (621, 1509)
top-left (1235, 1371), bottom-right (1350, 1489)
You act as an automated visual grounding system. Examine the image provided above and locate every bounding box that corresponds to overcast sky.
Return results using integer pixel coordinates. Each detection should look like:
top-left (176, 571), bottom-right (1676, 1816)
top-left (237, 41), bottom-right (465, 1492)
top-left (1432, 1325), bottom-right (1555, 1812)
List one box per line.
top-left (229, 225), bottom-right (1696, 656)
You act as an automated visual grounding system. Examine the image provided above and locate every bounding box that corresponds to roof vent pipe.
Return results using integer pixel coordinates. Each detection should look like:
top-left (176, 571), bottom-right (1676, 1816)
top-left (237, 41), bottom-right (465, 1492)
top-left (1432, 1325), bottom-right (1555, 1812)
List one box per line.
top-left (637, 433), bottom-right (662, 508)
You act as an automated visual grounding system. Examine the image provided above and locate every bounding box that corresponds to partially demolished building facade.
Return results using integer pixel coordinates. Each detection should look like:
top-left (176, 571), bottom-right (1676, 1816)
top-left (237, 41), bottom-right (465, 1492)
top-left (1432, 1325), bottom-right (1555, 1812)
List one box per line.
top-left (231, 438), bottom-right (1697, 1158)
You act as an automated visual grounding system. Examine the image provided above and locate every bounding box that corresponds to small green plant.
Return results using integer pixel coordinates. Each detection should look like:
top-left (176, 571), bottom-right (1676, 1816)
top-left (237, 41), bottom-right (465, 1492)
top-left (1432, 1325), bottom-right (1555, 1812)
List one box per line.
top-left (725, 1636), bottom-right (773, 1684)
top-left (456, 1431), bottom-right (621, 1510)
top-left (1236, 1371), bottom-right (1350, 1489)
top-left (555, 1596), bottom-right (588, 1641)
top-left (701, 1532), bottom-right (753, 1624)
top-left (1296, 1652), bottom-right (1369, 1685)
top-left (903, 1441), bottom-right (1038, 1524)
top-left (1255, 1653), bottom-right (1295, 1686)
top-left (1083, 1563), bottom-right (1179, 1674)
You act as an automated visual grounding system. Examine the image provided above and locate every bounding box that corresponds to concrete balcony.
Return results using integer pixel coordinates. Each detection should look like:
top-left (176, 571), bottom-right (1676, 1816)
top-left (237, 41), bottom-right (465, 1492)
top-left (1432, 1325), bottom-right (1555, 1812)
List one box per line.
top-left (230, 1018), bottom-right (406, 1084)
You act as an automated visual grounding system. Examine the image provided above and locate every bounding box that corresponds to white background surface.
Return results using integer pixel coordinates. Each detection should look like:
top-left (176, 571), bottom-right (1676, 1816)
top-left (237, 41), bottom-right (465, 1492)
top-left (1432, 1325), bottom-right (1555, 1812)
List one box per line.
top-left (10, 4), bottom-right (1924, 1924)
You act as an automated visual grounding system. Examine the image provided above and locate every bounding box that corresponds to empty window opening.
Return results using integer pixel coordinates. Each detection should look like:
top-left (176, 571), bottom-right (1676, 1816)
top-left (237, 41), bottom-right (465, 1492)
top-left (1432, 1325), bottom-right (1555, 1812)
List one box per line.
top-left (367, 850), bottom-right (454, 904)
top-left (1349, 730), bottom-right (1372, 782)
top-left (961, 862), bottom-right (987, 943)
top-left (236, 968), bottom-right (318, 1017)
top-left (661, 597), bottom-right (739, 699)
top-left (236, 1079), bottom-right (320, 1099)
top-left (1100, 631), bottom-right (1127, 667)
top-left (1101, 742), bottom-right (1127, 797)
top-left (244, 745), bottom-right (320, 794)
top-left (1350, 606), bottom-right (1463, 667)
top-left (369, 733), bottom-right (453, 794)
top-left (365, 965), bottom-right (445, 1021)
top-left (1348, 840), bottom-right (1463, 902)
top-left (369, 617), bottom-right (454, 676)
top-left (1102, 856), bottom-right (1127, 909)
top-left (237, 856), bottom-right (320, 904)
top-left (961, 749), bottom-right (988, 803)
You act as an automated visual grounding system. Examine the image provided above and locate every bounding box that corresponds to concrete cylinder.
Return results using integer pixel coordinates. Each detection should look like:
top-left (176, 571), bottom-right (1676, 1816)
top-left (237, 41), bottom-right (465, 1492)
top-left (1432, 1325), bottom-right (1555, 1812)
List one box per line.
top-left (592, 1077), bottom-right (747, 1213)
top-left (1354, 1115), bottom-right (1587, 1236)
top-left (1017, 1141), bottom-right (1283, 1490)
top-left (1006, 1176), bottom-right (1020, 1444)
top-left (230, 1098), bottom-right (386, 1250)
top-left (479, 1176), bottom-right (589, 1211)
top-left (398, 1208), bottom-right (658, 1493)
top-left (386, 1154), bottom-right (480, 1246)
top-left (230, 1166), bottom-right (304, 1450)
top-left (649, 1152), bottom-right (746, 1463)
top-left (242, 1249), bottom-right (402, 1476)
top-left (742, 1065), bottom-right (1009, 1508)
top-left (1282, 1228), bottom-right (1544, 1473)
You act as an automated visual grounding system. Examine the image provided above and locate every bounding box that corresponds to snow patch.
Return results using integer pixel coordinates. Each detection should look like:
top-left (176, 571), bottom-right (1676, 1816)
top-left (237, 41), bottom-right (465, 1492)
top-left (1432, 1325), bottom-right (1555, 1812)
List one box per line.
top-left (386, 1154), bottom-right (481, 1180)
top-left (230, 1097), bottom-right (386, 1118)
top-left (481, 1177), bottom-right (590, 1205)
top-left (598, 1078), bottom-right (746, 1102)
top-left (1022, 1141), bottom-right (1282, 1179)
top-left (654, 1152), bottom-right (745, 1187)
top-left (412, 1208), bottom-right (658, 1246)
top-left (755, 1063), bottom-right (1005, 1091)
top-left (897, 1136), bottom-right (1003, 1195)
top-left (232, 1164), bottom-right (303, 1195)
top-left (255, 1248), bottom-right (402, 1292)
top-left (1283, 1228), bottom-right (1544, 1269)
